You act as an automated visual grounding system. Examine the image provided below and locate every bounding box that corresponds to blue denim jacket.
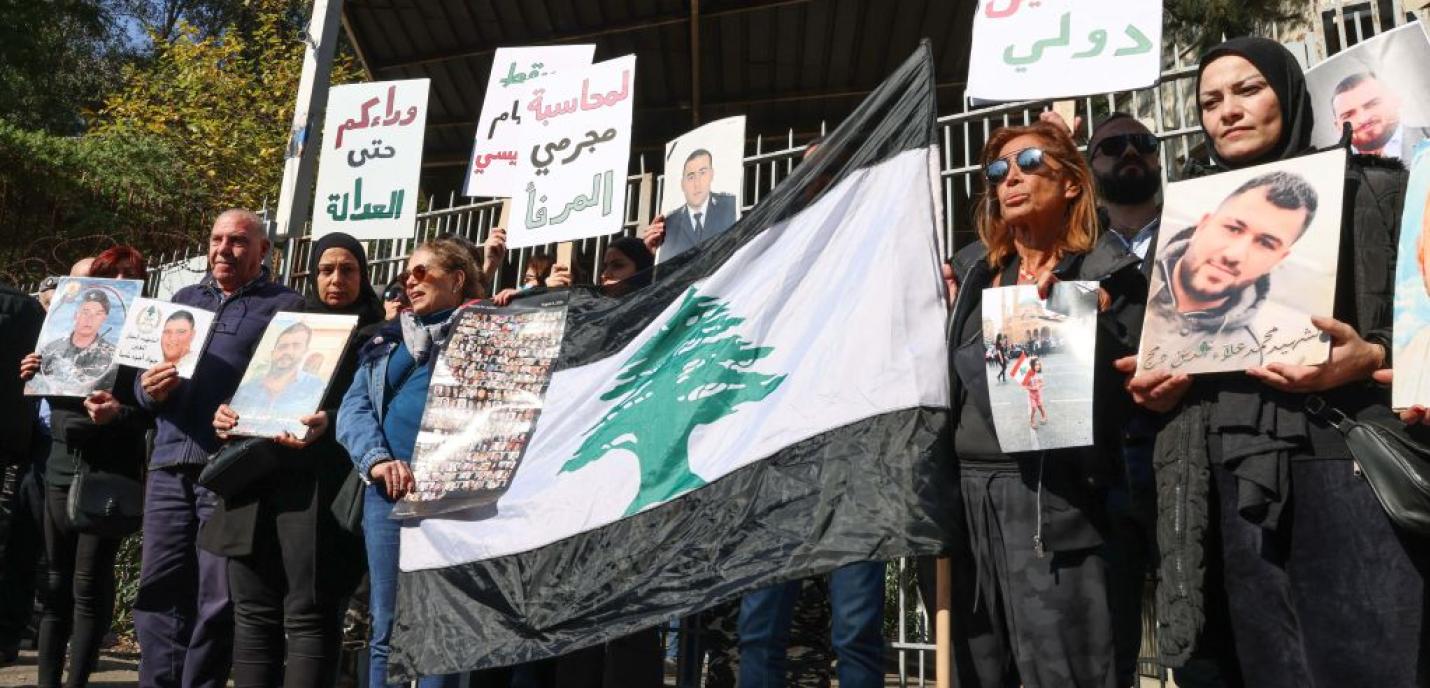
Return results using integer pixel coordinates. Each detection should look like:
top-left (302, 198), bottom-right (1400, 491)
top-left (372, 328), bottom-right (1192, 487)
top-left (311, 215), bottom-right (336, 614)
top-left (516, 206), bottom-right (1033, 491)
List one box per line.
top-left (337, 319), bottom-right (402, 482)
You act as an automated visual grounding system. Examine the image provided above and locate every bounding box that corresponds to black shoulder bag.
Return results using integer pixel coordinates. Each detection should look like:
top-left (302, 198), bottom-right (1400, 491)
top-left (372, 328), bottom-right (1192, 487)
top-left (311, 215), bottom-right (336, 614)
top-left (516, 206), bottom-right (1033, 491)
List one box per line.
top-left (67, 441), bottom-right (144, 539)
top-left (1306, 395), bottom-right (1430, 536)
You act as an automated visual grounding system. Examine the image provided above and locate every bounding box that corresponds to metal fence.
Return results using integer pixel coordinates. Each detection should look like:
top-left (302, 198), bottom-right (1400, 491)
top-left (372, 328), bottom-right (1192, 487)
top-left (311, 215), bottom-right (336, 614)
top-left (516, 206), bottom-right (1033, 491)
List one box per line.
top-left (29, 1), bottom-right (1423, 684)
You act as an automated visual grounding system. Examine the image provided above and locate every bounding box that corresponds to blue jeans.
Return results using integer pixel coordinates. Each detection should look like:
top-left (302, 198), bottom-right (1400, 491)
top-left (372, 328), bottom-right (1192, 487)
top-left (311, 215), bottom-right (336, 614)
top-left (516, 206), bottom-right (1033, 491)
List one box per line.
top-left (739, 561), bottom-right (885, 688)
top-left (364, 484), bottom-right (460, 688)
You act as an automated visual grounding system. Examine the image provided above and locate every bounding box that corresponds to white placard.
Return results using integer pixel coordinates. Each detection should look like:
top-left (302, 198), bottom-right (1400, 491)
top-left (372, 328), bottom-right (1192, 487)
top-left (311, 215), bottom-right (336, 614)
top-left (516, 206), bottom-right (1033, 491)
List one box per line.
top-left (507, 55), bottom-right (636, 250)
top-left (966, 0), bottom-right (1163, 102)
top-left (463, 45), bottom-right (597, 198)
top-left (312, 79), bottom-right (430, 241)
top-left (113, 298), bottom-right (216, 378)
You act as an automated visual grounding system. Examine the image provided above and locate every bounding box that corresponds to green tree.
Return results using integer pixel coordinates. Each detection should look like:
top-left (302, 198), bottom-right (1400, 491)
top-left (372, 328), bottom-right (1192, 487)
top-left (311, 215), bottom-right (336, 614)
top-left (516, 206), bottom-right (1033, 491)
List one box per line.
top-left (564, 288), bottom-right (787, 516)
top-left (1165, 0), bottom-right (1308, 53)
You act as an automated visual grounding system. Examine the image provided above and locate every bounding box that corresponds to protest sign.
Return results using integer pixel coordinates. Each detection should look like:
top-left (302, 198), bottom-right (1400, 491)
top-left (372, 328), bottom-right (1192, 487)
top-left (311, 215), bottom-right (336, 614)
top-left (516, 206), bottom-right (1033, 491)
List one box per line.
top-left (507, 55), bottom-right (636, 249)
top-left (398, 293), bottom-right (569, 518)
top-left (1138, 149), bottom-right (1347, 375)
top-left (1306, 23), bottom-right (1430, 160)
top-left (982, 282), bottom-right (1099, 452)
top-left (657, 116), bottom-right (746, 263)
top-left (26, 277), bottom-right (143, 397)
top-left (228, 312), bottom-right (358, 439)
top-left (1392, 143), bottom-right (1430, 409)
top-left (966, 0), bottom-right (1162, 102)
top-left (312, 79), bottom-right (430, 241)
top-left (113, 298), bottom-right (215, 378)
top-left (463, 45), bottom-right (596, 198)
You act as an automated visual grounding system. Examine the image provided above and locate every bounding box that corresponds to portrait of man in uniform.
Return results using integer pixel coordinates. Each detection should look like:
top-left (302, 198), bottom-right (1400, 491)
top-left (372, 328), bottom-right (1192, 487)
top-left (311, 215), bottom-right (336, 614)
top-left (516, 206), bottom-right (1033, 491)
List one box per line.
top-left (30, 287), bottom-right (123, 396)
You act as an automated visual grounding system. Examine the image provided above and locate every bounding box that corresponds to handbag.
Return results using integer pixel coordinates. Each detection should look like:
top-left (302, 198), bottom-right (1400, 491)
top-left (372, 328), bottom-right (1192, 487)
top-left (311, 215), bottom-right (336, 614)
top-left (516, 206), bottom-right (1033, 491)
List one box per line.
top-left (1306, 395), bottom-right (1430, 535)
top-left (67, 463), bottom-right (143, 538)
top-left (198, 436), bottom-right (281, 499)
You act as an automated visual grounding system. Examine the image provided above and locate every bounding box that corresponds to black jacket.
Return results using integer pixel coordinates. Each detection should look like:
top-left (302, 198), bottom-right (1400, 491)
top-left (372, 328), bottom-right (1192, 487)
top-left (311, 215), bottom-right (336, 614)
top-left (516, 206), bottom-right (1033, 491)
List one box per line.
top-left (1153, 153), bottom-right (1408, 665)
top-left (0, 285), bottom-right (43, 466)
top-left (948, 236), bottom-right (1143, 553)
top-left (45, 367), bottom-right (150, 487)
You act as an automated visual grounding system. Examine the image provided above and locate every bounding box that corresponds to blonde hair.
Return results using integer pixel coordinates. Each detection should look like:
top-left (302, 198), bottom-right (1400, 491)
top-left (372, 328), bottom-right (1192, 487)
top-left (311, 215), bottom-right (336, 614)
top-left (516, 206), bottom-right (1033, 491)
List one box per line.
top-left (973, 121), bottom-right (1099, 269)
top-left (417, 238), bottom-right (484, 300)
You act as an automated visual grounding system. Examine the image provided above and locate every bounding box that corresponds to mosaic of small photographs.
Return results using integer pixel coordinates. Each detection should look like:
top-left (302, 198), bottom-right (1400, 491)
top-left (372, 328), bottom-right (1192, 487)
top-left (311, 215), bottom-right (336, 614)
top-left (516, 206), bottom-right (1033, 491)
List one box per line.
top-left (398, 298), bottom-right (568, 518)
top-left (26, 277), bottom-right (143, 398)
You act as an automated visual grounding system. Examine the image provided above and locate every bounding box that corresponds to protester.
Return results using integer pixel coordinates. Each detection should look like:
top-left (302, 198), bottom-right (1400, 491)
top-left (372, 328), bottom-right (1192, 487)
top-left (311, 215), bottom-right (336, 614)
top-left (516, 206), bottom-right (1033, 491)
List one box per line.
top-left (945, 120), bottom-right (1141, 687)
top-left (0, 279), bottom-right (44, 664)
top-left (337, 237), bottom-right (480, 688)
top-left (134, 209), bottom-right (307, 688)
top-left (1119, 37), bottom-right (1422, 687)
top-left (203, 232), bottom-right (381, 687)
top-left (381, 278), bottom-right (409, 322)
top-left (17, 246), bottom-right (150, 687)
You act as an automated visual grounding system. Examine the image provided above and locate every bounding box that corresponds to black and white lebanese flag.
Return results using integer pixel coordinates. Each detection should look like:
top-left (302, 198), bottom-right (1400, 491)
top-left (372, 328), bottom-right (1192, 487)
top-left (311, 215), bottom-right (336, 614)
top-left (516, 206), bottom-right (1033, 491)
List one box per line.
top-left (391, 42), bottom-right (957, 677)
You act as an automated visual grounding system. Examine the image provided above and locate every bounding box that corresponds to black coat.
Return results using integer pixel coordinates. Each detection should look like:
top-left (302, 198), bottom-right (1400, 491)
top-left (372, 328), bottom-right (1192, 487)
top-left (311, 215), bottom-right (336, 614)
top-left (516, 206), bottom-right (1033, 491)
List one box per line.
top-left (45, 367), bottom-right (150, 487)
top-left (1153, 153), bottom-right (1409, 665)
top-left (948, 236), bottom-right (1143, 553)
top-left (0, 285), bottom-right (43, 466)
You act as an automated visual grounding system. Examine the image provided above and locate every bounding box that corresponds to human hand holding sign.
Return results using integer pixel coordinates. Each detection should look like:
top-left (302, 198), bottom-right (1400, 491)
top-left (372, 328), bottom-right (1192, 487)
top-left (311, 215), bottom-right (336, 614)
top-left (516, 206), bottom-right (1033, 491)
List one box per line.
top-left (370, 459), bottom-right (415, 500)
top-left (1115, 355), bottom-right (1193, 413)
top-left (643, 214), bottom-right (667, 253)
top-left (18, 352), bottom-right (40, 381)
top-left (1246, 316), bottom-right (1384, 394)
top-left (546, 264), bottom-right (573, 288)
top-left (1372, 369), bottom-right (1430, 425)
top-left (275, 412), bottom-right (329, 449)
top-left (84, 391), bottom-right (121, 425)
top-left (141, 362), bottom-right (181, 403)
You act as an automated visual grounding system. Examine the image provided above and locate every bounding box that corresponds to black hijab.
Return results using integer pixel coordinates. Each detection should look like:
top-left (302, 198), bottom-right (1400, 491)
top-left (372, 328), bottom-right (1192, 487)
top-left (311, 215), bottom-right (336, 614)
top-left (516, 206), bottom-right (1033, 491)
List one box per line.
top-left (306, 232), bottom-right (384, 329)
top-left (1196, 37), bottom-right (1316, 169)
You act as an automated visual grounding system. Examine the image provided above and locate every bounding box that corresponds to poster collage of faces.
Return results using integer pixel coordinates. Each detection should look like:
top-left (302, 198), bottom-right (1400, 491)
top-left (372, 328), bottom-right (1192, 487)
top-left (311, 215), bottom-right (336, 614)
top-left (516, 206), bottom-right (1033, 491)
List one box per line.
top-left (399, 297), bottom-right (568, 517)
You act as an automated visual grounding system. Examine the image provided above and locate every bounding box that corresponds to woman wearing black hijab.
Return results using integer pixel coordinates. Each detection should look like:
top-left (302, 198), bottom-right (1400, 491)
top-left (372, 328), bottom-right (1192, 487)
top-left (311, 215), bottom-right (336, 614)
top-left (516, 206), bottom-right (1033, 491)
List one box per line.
top-left (1122, 37), bottom-right (1422, 686)
top-left (204, 232), bottom-right (383, 687)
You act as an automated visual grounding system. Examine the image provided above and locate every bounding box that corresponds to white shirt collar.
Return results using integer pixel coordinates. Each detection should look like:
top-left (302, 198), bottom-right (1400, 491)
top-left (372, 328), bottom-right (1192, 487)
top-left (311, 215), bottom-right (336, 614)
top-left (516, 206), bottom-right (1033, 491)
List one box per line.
top-left (687, 197), bottom-right (711, 221)
top-left (1108, 216), bottom-right (1159, 260)
top-left (1354, 123), bottom-right (1405, 160)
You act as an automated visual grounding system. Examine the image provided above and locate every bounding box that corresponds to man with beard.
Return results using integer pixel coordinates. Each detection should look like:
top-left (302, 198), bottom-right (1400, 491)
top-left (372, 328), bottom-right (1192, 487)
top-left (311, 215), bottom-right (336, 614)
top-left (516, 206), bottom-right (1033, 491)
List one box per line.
top-left (1143, 170), bottom-right (1318, 369)
top-left (228, 321), bottom-right (325, 424)
top-left (1087, 114), bottom-right (1244, 688)
top-left (1332, 72), bottom-right (1430, 161)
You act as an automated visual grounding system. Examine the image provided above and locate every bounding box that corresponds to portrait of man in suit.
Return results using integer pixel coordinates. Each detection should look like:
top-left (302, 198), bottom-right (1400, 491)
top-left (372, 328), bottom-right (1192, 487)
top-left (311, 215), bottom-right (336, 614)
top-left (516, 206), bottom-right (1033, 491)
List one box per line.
top-left (1333, 72), bottom-right (1430, 161)
top-left (659, 148), bottom-right (740, 261)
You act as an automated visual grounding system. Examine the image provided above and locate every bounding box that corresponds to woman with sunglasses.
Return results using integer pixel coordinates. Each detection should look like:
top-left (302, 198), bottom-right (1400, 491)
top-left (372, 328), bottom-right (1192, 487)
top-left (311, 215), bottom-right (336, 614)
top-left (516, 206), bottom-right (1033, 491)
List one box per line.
top-left (945, 120), bottom-right (1141, 687)
top-left (337, 238), bottom-right (484, 688)
top-left (1119, 38), bottom-right (1422, 687)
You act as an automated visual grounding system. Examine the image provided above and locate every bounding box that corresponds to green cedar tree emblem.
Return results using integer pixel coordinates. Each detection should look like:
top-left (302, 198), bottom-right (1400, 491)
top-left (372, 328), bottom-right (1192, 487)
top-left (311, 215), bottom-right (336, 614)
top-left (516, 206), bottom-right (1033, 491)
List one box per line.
top-left (563, 287), bottom-right (787, 516)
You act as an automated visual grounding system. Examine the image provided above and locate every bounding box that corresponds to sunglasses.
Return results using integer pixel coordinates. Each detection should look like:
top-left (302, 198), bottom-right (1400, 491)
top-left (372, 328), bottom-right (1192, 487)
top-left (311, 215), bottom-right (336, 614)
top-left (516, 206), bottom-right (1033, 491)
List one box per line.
top-left (404, 263), bottom-right (446, 284)
top-left (984, 147), bottom-right (1046, 186)
top-left (1094, 133), bottom-right (1159, 158)
top-left (382, 285), bottom-right (405, 301)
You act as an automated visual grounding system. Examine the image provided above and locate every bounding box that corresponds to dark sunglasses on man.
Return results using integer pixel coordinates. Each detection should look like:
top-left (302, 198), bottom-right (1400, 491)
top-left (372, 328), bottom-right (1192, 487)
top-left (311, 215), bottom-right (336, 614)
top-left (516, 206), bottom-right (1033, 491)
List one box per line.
top-left (984, 147), bottom-right (1047, 186)
top-left (1094, 133), bottom-right (1159, 158)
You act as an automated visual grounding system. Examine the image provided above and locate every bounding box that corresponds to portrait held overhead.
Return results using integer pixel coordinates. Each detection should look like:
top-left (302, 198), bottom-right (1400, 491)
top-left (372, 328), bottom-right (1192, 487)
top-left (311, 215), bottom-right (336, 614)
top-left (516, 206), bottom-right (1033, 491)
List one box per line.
top-left (1138, 149), bottom-right (1347, 375)
top-left (655, 116), bottom-right (746, 263)
top-left (1306, 22), bottom-right (1430, 159)
top-left (24, 277), bottom-right (143, 397)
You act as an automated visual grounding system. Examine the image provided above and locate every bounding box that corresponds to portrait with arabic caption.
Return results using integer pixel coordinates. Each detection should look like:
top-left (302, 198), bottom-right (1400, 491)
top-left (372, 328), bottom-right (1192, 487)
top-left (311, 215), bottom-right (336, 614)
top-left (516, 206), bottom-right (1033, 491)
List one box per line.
top-left (1137, 149), bottom-right (1347, 376)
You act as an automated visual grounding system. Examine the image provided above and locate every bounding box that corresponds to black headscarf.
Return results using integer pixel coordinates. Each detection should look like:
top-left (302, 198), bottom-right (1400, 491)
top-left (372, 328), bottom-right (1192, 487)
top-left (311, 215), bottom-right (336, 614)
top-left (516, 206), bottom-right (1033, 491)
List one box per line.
top-left (1196, 37), bottom-right (1316, 169)
top-left (306, 232), bottom-right (384, 328)
top-left (606, 236), bottom-right (655, 293)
